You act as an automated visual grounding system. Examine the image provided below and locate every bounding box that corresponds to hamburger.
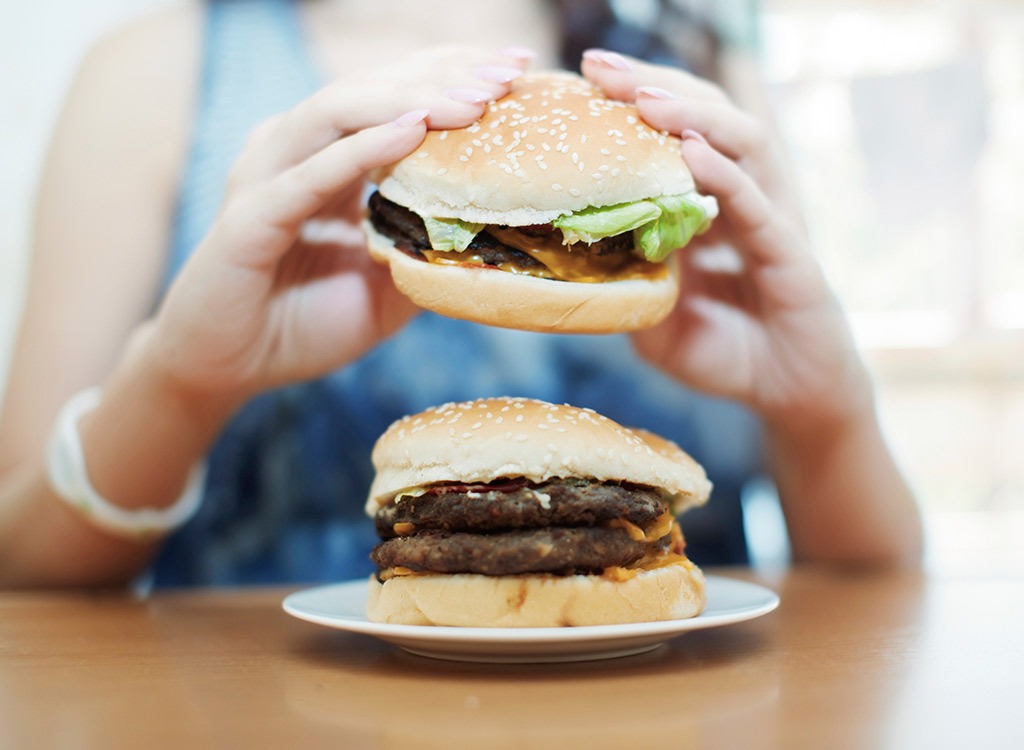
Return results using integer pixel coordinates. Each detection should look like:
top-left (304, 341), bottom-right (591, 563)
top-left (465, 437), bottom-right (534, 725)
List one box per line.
top-left (365, 397), bottom-right (712, 627)
top-left (364, 72), bottom-right (718, 333)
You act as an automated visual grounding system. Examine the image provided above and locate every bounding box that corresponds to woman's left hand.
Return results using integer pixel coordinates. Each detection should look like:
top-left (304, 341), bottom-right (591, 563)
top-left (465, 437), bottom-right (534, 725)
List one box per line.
top-left (581, 50), bottom-right (872, 433)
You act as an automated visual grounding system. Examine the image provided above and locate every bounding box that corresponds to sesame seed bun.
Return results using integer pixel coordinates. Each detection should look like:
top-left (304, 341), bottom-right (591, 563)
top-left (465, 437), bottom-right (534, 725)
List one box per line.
top-left (365, 397), bottom-right (712, 516)
top-left (365, 72), bottom-right (717, 334)
top-left (377, 72), bottom-right (699, 225)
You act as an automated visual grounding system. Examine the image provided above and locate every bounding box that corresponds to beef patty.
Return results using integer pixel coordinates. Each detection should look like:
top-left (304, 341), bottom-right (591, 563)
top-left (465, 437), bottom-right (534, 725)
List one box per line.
top-left (372, 527), bottom-right (669, 576)
top-left (374, 480), bottom-right (665, 539)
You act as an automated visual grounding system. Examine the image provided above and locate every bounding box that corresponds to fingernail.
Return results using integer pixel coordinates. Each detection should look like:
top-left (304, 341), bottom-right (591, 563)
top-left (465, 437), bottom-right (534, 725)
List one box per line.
top-left (682, 129), bottom-right (708, 145)
top-left (636, 85), bottom-right (676, 100)
top-left (500, 45), bottom-right (537, 61)
top-left (445, 87), bottom-right (495, 104)
top-left (476, 66), bottom-right (524, 84)
top-left (393, 108), bottom-right (430, 128)
top-left (582, 49), bottom-right (633, 72)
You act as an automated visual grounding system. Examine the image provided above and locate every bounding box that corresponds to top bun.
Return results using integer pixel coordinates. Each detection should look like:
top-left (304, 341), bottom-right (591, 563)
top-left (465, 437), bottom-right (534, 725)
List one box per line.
top-left (377, 72), bottom-right (699, 226)
top-left (366, 397), bottom-right (712, 515)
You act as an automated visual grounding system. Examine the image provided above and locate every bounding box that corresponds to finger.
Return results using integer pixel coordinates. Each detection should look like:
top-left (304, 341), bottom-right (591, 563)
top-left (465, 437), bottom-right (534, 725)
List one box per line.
top-left (252, 51), bottom-right (529, 175)
top-left (682, 135), bottom-right (830, 309)
top-left (633, 90), bottom-right (766, 165)
top-left (580, 49), bottom-right (727, 104)
top-left (224, 112), bottom-right (429, 268)
top-left (680, 135), bottom-right (798, 267)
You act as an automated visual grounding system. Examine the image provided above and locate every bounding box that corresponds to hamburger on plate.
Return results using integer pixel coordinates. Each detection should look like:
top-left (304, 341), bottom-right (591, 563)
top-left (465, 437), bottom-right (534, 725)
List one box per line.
top-left (364, 72), bottom-right (717, 333)
top-left (365, 397), bottom-right (712, 627)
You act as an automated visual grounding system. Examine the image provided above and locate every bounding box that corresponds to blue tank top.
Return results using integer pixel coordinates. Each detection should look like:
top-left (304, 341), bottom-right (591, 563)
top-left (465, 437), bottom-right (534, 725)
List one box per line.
top-left (151, 0), bottom-right (763, 586)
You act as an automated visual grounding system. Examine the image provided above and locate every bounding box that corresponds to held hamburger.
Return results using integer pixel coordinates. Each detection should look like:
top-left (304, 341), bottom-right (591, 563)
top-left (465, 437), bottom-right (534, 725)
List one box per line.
top-left (364, 72), bottom-right (717, 334)
top-left (365, 397), bottom-right (712, 627)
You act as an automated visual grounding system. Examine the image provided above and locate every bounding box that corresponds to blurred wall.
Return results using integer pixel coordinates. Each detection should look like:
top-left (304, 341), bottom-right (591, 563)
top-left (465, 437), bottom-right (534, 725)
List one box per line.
top-left (0, 1), bottom-right (171, 397)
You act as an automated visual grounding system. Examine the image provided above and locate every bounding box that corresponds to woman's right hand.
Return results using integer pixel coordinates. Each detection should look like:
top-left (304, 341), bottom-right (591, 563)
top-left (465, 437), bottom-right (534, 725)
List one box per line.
top-left (148, 47), bottom-right (531, 405)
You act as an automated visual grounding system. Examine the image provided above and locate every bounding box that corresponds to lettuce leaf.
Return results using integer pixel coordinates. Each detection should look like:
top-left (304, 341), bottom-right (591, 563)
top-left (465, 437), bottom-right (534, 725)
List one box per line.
top-left (422, 216), bottom-right (485, 252)
top-left (552, 201), bottom-right (662, 245)
top-left (633, 195), bottom-right (712, 262)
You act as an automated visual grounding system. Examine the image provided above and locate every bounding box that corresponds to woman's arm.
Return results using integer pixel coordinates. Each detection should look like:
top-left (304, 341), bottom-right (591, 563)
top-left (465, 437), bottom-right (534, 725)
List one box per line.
top-left (581, 50), bottom-right (923, 566)
top-left (0, 6), bottom-right (203, 585)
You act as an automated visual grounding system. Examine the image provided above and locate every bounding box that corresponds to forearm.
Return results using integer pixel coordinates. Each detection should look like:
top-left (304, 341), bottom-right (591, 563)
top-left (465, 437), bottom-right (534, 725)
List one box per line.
top-left (0, 322), bottom-right (240, 588)
top-left (765, 401), bottom-right (923, 567)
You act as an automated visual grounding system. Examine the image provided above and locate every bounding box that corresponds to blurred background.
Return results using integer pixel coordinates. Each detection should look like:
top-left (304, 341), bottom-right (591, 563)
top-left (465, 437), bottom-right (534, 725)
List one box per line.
top-left (2, 0), bottom-right (1022, 571)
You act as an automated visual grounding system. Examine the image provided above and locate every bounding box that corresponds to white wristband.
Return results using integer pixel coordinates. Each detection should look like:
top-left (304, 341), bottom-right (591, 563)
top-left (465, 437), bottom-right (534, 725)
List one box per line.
top-left (46, 386), bottom-right (206, 539)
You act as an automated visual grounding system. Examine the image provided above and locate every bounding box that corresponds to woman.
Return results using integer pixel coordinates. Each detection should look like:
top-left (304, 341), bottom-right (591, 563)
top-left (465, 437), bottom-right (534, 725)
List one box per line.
top-left (0, 0), bottom-right (922, 587)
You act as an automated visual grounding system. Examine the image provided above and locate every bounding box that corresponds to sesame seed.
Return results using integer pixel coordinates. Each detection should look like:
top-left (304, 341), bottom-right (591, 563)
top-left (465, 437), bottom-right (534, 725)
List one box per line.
top-left (436, 168), bottom-right (447, 175)
top-left (552, 183), bottom-right (563, 192)
top-left (569, 188), bottom-right (581, 197)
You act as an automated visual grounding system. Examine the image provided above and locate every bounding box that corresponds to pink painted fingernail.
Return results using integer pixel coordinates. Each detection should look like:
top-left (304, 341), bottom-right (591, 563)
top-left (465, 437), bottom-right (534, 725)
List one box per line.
top-left (445, 87), bottom-right (495, 104)
top-left (582, 49), bottom-right (633, 72)
top-left (636, 85), bottom-right (676, 100)
top-left (393, 108), bottom-right (430, 128)
top-left (682, 129), bottom-right (708, 145)
top-left (476, 66), bottom-right (524, 84)
top-left (500, 45), bottom-right (537, 61)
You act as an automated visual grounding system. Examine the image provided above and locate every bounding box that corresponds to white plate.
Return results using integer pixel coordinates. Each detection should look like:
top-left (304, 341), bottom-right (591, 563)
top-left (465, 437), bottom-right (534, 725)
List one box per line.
top-left (283, 575), bottom-right (779, 663)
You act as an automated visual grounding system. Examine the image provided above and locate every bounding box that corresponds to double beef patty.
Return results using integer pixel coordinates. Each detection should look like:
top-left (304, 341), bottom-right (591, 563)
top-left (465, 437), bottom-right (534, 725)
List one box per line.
top-left (371, 479), bottom-right (672, 577)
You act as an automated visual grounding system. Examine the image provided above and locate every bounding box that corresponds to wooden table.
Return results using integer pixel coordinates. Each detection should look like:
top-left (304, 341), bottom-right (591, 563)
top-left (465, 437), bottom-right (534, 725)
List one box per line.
top-left (2, 567), bottom-right (1021, 749)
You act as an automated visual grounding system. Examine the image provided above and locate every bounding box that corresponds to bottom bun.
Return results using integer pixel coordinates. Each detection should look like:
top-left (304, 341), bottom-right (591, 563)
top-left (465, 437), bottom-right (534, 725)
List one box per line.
top-left (366, 562), bottom-right (706, 628)
top-left (363, 221), bottom-right (680, 334)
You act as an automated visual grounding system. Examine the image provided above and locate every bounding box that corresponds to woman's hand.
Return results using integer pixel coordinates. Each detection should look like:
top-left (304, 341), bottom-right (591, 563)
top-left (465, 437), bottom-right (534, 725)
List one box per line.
top-left (151, 47), bottom-right (532, 404)
top-left (581, 50), bottom-right (871, 434)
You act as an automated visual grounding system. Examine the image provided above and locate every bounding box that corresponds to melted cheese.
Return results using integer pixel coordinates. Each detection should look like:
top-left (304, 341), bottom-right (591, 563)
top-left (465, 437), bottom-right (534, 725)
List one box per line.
top-left (601, 553), bottom-right (694, 582)
top-left (607, 511), bottom-right (676, 542)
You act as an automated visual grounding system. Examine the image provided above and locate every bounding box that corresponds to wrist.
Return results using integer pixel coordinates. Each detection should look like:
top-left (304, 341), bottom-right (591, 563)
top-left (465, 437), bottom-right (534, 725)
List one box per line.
top-left (758, 356), bottom-right (877, 445)
top-left (70, 321), bottom-right (242, 517)
top-left (128, 319), bottom-right (249, 433)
